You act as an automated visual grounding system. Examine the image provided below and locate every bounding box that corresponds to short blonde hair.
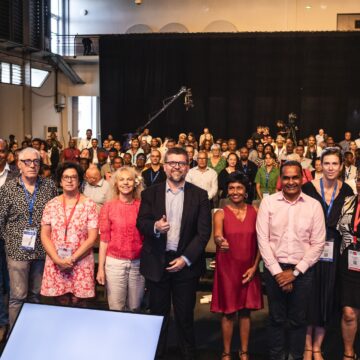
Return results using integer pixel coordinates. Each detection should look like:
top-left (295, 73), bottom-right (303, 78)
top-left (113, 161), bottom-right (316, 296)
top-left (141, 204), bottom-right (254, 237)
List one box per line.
top-left (110, 166), bottom-right (144, 200)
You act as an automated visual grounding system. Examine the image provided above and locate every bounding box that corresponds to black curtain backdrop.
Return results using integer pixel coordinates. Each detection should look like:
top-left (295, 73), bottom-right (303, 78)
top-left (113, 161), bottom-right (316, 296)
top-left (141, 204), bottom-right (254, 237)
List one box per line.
top-left (99, 32), bottom-right (360, 145)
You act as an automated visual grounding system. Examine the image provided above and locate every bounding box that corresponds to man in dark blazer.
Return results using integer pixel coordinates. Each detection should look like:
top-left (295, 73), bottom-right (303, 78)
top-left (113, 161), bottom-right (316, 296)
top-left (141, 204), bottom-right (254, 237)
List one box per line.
top-left (137, 147), bottom-right (211, 360)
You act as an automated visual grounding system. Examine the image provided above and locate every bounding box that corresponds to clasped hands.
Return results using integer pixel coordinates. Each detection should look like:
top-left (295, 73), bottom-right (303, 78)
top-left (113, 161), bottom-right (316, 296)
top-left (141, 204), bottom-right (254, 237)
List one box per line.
top-left (275, 269), bottom-right (296, 293)
top-left (56, 256), bottom-right (76, 272)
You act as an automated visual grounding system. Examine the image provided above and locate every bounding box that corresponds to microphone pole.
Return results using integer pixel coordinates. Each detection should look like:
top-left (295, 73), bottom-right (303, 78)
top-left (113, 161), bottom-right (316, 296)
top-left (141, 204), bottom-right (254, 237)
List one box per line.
top-left (139, 86), bottom-right (189, 131)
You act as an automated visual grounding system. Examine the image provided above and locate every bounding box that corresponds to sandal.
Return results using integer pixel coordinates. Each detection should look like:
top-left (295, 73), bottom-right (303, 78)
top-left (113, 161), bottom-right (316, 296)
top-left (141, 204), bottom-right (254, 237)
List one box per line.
top-left (238, 350), bottom-right (249, 359)
top-left (221, 351), bottom-right (232, 359)
top-left (344, 354), bottom-right (358, 359)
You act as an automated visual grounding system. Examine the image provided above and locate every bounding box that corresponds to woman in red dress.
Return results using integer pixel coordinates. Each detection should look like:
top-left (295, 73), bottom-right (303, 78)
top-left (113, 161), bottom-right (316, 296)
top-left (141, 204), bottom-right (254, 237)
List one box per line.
top-left (211, 172), bottom-right (263, 360)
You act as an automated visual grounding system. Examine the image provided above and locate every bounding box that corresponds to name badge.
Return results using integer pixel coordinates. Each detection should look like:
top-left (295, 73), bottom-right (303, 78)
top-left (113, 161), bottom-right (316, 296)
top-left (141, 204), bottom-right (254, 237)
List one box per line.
top-left (348, 250), bottom-right (360, 272)
top-left (57, 247), bottom-right (72, 259)
top-left (320, 240), bottom-right (334, 262)
top-left (21, 228), bottom-right (37, 251)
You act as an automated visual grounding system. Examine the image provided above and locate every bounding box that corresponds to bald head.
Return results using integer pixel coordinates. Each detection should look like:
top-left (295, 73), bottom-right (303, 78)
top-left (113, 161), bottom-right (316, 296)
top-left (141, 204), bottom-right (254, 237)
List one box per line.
top-left (86, 165), bottom-right (102, 185)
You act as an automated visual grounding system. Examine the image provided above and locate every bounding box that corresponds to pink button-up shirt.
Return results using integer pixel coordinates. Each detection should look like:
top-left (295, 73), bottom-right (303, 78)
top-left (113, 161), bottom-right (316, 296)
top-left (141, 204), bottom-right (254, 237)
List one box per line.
top-left (256, 191), bottom-right (326, 276)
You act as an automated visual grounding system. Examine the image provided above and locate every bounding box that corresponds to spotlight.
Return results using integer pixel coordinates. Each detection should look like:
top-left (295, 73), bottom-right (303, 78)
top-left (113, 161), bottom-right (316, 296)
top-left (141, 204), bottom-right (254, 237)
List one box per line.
top-left (135, 0), bottom-right (142, 4)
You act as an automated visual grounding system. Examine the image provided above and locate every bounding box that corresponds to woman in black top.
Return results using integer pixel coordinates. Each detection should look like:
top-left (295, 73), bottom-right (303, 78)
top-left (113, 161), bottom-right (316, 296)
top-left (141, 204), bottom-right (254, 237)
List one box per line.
top-left (302, 148), bottom-right (354, 360)
top-left (218, 153), bottom-right (240, 204)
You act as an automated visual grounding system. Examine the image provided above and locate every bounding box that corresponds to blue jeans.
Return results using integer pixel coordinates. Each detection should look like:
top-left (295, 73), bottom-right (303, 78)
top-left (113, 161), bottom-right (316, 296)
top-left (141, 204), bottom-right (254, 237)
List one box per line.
top-left (264, 265), bottom-right (314, 360)
top-left (0, 241), bottom-right (9, 326)
top-left (7, 257), bottom-right (44, 328)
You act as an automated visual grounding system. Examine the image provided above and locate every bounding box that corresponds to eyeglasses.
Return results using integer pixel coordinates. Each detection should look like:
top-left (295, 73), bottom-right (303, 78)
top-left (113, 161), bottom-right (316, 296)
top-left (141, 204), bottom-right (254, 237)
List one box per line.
top-left (165, 161), bottom-right (188, 168)
top-left (62, 175), bottom-right (78, 182)
top-left (20, 159), bottom-right (41, 167)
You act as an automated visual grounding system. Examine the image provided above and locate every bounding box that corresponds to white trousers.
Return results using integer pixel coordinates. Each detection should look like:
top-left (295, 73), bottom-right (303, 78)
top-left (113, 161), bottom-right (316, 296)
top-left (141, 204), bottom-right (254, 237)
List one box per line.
top-left (105, 256), bottom-right (145, 311)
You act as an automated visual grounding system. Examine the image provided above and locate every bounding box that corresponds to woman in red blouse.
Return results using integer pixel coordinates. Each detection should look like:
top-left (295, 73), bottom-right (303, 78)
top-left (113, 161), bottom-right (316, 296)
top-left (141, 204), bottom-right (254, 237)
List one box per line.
top-left (97, 166), bottom-right (145, 311)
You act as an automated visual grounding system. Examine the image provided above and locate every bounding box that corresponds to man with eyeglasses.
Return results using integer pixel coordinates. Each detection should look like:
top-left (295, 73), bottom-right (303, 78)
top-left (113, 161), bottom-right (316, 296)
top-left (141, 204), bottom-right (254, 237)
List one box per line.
top-left (0, 140), bottom-right (20, 341)
top-left (137, 147), bottom-right (211, 360)
top-left (0, 147), bottom-right (57, 329)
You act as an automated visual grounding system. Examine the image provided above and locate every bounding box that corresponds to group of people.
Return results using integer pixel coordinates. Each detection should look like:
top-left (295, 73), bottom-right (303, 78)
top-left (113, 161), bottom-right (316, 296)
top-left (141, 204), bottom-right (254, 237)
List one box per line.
top-left (0, 126), bottom-right (359, 360)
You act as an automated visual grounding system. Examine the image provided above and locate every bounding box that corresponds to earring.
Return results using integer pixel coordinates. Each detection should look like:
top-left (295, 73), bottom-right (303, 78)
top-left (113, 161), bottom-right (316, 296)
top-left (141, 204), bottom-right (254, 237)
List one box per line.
top-left (244, 193), bottom-right (248, 199)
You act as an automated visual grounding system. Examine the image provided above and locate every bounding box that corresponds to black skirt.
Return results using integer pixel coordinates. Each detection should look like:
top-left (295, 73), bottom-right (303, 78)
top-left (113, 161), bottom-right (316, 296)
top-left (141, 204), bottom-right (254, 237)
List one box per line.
top-left (307, 231), bottom-right (341, 327)
top-left (340, 244), bottom-right (360, 309)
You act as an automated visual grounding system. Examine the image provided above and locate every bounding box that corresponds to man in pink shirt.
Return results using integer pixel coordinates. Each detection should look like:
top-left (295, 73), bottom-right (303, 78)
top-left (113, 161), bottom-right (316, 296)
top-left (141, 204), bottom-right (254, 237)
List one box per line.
top-left (256, 160), bottom-right (326, 360)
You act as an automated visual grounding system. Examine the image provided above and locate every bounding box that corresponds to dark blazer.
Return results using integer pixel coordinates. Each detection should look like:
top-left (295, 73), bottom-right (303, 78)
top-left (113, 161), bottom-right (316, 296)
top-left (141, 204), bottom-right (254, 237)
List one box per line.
top-left (137, 181), bottom-right (211, 282)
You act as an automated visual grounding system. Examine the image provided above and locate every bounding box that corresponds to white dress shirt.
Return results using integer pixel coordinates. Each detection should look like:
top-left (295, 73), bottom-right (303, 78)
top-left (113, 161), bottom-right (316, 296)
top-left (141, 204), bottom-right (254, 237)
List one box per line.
top-left (78, 138), bottom-right (92, 151)
top-left (0, 164), bottom-right (10, 188)
top-left (83, 179), bottom-right (112, 212)
top-left (185, 166), bottom-right (218, 200)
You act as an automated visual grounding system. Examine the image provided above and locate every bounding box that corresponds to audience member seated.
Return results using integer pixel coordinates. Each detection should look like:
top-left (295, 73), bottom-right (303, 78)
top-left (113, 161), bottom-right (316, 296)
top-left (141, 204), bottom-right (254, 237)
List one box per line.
top-left (89, 138), bottom-right (101, 164)
top-left (185, 145), bottom-right (198, 169)
top-left (135, 153), bottom-right (147, 173)
top-left (186, 150), bottom-right (218, 205)
top-left (312, 158), bottom-right (323, 180)
top-left (62, 139), bottom-right (80, 163)
top-left (142, 150), bottom-right (166, 188)
top-left (208, 144), bottom-right (227, 175)
top-left (83, 166), bottom-right (112, 212)
top-left (100, 148), bottom-right (119, 179)
top-left (255, 153), bottom-right (279, 200)
top-left (78, 129), bottom-right (93, 151)
top-left (126, 138), bottom-right (144, 165)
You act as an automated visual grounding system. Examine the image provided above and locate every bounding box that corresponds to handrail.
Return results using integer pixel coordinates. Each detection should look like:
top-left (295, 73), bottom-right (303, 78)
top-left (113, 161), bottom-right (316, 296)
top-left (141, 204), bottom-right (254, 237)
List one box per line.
top-left (50, 34), bottom-right (100, 57)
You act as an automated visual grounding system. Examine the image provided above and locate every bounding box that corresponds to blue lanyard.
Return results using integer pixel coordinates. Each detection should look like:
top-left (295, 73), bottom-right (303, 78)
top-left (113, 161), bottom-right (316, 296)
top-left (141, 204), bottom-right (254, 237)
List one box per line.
top-left (320, 178), bottom-right (337, 219)
top-left (20, 177), bottom-right (39, 226)
top-left (150, 170), bottom-right (160, 184)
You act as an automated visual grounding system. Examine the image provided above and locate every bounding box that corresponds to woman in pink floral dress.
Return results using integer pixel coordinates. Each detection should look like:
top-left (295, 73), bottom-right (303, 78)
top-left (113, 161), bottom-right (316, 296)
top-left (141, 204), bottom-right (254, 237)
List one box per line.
top-left (40, 162), bottom-right (99, 305)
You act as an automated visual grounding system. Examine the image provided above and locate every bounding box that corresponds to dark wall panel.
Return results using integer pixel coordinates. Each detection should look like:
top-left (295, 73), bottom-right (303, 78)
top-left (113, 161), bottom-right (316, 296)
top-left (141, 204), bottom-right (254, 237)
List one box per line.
top-left (100, 32), bottom-right (360, 144)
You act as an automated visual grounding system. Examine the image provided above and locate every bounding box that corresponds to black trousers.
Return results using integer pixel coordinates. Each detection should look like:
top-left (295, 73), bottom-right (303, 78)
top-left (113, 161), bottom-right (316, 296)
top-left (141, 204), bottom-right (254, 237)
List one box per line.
top-left (264, 265), bottom-right (314, 360)
top-left (147, 253), bottom-right (199, 360)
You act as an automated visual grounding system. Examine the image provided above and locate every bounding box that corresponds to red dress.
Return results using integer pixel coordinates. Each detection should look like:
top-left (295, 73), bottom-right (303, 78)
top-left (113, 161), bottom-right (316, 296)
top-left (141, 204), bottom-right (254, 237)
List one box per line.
top-left (211, 205), bottom-right (263, 314)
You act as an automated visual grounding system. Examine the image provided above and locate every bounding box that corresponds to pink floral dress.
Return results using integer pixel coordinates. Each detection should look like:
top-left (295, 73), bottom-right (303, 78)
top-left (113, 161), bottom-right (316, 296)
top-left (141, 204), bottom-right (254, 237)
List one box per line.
top-left (40, 197), bottom-right (99, 298)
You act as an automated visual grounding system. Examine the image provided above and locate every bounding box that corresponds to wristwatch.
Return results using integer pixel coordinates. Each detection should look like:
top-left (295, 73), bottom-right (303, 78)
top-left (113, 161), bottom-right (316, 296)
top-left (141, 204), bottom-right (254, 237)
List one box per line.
top-left (293, 269), bottom-right (300, 277)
